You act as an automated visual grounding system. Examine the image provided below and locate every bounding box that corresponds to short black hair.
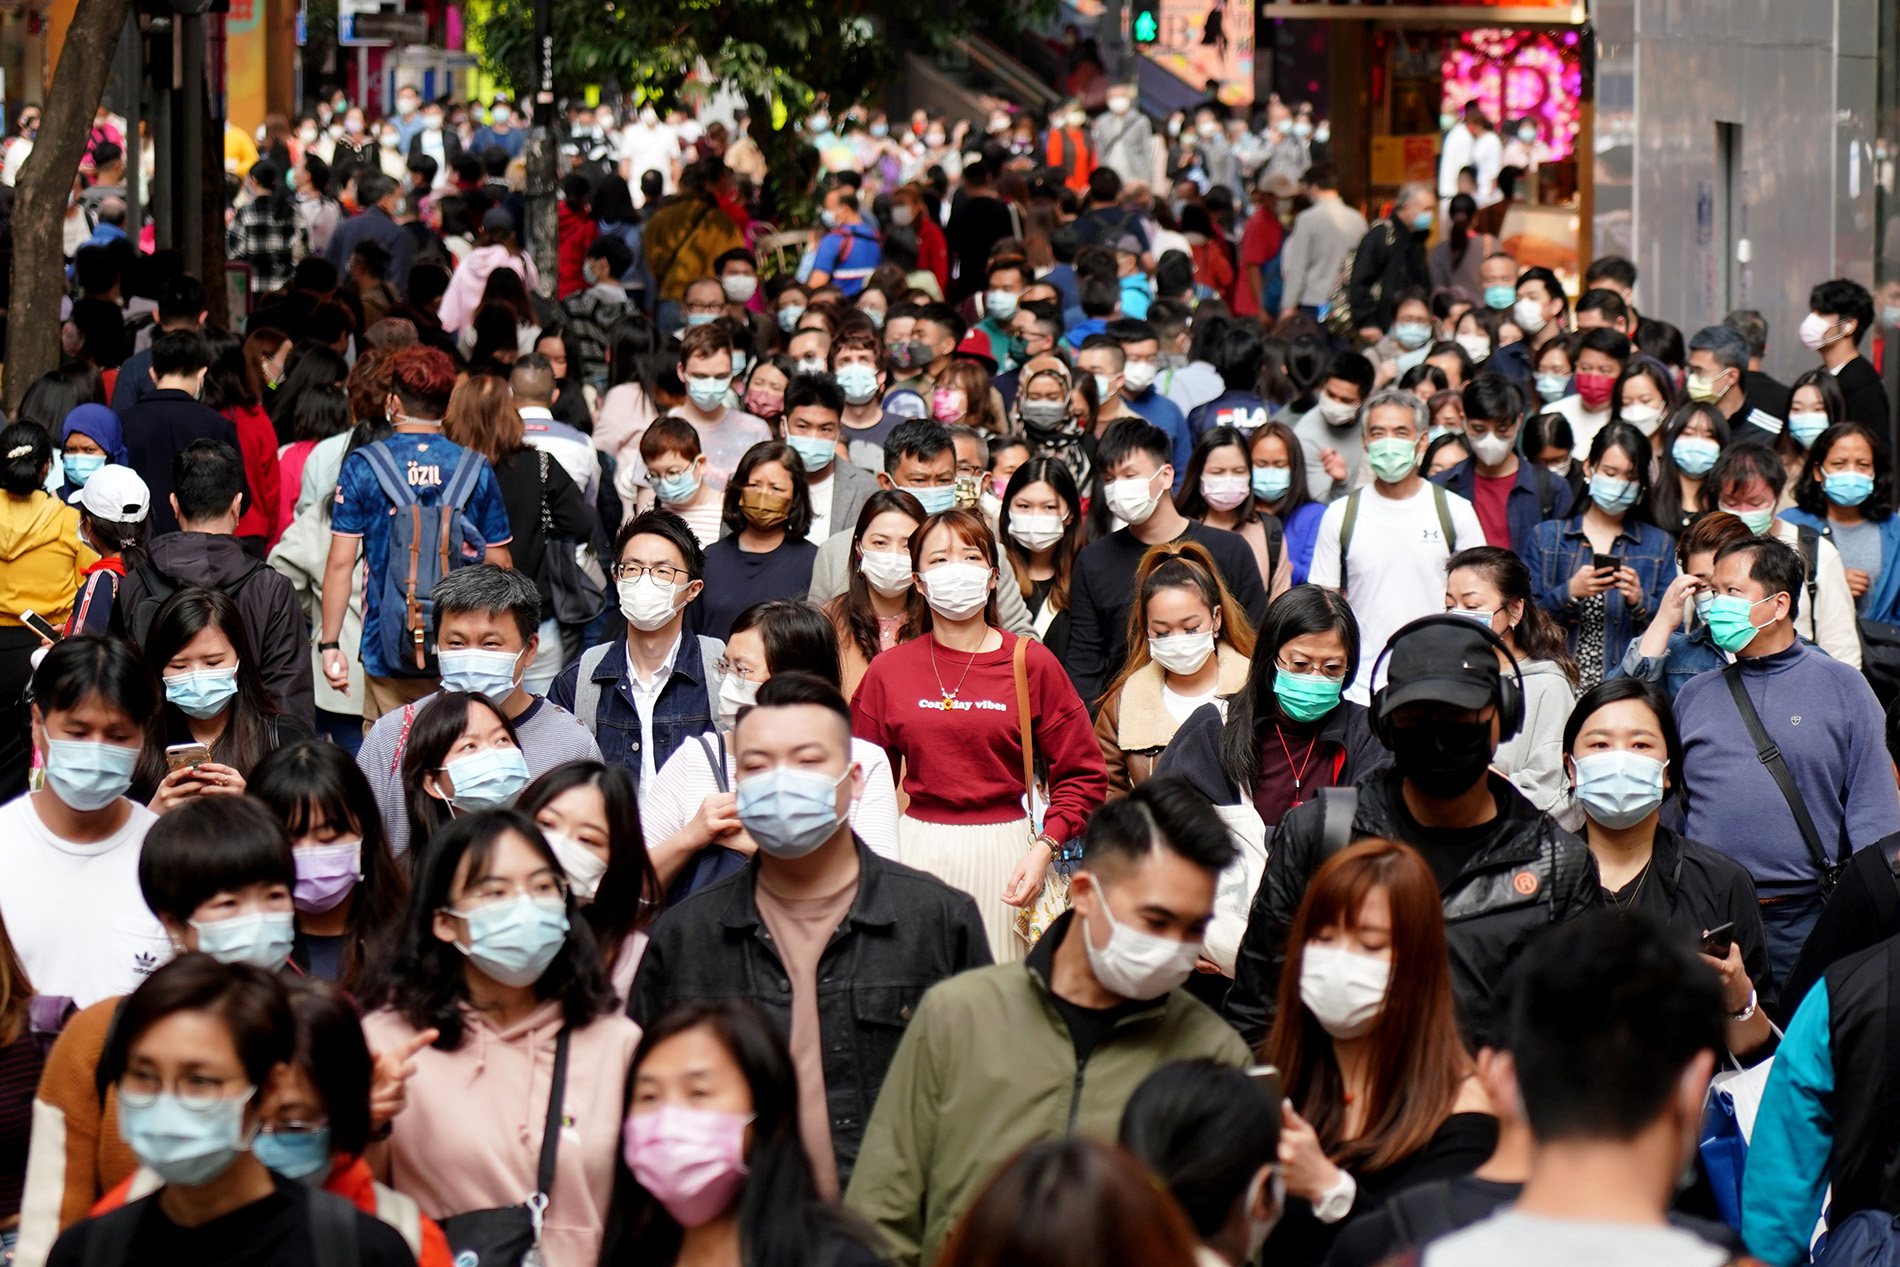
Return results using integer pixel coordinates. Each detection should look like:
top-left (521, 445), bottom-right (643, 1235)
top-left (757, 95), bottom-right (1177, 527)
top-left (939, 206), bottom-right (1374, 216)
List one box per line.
top-left (1081, 775), bottom-right (1237, 877)
top-left (1577, 327), bottom-right (1632, 363)
top-left (351, 238), bottom-right (391, 281)
top-left (31, 634), bottom-right (157, 724)
top-left (157, 274), bottom-right (207, 323)
top-left (613, 507), bottom-right (706, 581)
top-left (1078, 333), bottom-right (1126, 369)
top-left (912, 301), bottom-right (965, 346)
top-left (1462, 372), bottom-right (1523, 425)
top-left (1704, 440), bottom-right (1787, 507)
top-left (1097, 416), bottom-right (1171, 472)
top-left (587, 233), bottom-right (633, 278)
top-left (150, 327), bottom-right (211, 378)
top-left (1105, 318), bottom-right (1157, 345)
top-left (1723, 308), bottom-right (1769, 359)
top-left (1507, 911), bottom-right (1723, 1142)
top-left (431, 562), bottom-right (542, 642)
top-left (1713, 535), bottom-right (1806, 621)
top-left (138, 795), bottom-right (295, 922)
top-left (739, 669), bottom-right (853, 740)
top-left (883, 416), bottom-right (953, 476)
top-left (783, 371), bottom-right (844, 417)
top-left (1811, 278), bottom-right (1876, 345)
top-left (1079, 275), bottom-right (1121, 319)
top-left (1086, 166), bottom-right (1122, 205)
top-left (1575, 288), bottom-right (1629, 327)
top-left (355, 171), bottom-right (396, 208)
top-left (1326, 349), bottom-right (1376, 397)
top-left (1517, 266), bottom-right (1567, 318)
top-left (172, 438), bottom-right (246, 523)
top-left (293, 256), bottom-right (338, 293)
top-left (98, 954), bottom-right (293, 1094)
top-left (1119, 1060), bottom-right (1280, 1241)
top-left (1583, 255), bottom-right (1638, 291)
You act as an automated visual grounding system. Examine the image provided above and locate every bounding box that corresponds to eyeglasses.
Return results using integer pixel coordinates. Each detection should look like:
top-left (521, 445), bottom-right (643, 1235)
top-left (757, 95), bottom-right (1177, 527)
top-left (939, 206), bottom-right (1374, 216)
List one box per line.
top-left (118, 1071), bottom-right (252, 1111)
top-left (715, 656), bottom-right (763, 682)
top-left (261, 1116), bottom-right (330, 1137)
top-left (612, 561), bottom-right (690, 585)
top-left (1275, 659), bottom-right (1347, 680)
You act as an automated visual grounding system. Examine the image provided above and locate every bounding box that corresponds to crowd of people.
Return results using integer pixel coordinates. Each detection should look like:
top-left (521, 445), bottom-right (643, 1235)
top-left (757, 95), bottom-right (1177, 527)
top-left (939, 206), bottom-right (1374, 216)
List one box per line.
top-left (3, 74), bottom-right (1900, 1267)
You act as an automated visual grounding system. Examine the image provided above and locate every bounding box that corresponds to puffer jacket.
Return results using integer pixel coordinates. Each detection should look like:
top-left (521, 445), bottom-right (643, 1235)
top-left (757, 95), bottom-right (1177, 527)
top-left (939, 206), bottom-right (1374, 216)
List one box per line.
top-left (1224, 766), bottom-right (1600, 1048)
top-left (1093, 644), bottom-right (1251, 795)
top-left (1154, 691), bottom-right (1387, 818)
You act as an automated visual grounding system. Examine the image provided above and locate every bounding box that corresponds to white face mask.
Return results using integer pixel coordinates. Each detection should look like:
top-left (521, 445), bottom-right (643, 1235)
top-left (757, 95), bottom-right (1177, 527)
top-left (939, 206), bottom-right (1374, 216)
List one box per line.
top-left (920, 561), bottom-right (993, 622)
top-left (1298, 944), bottom-right (1391, 1039)
top-left (716, 672), bottom-right (760, 732)
top-left (1513, 296), bottom-right (1548, 335)
top-left (1104, 469), bottom-right (1165, 526)
top-left (1121, 360), bottom-right (1158, 392)
top-left (1081, 886), bottom-right (1202, 999)
top-left (1317, 396), bottom-right (1358, 426)
top-left (1467, 431), bottom-right (1513, 467)
top-left (1009, 514), bottom-right (1066, 553)
top-left (545, 831), bottom-right (608, 904)
top-left (1148, 630), bottom-right (1216, 675)
top-left (1244, 1169), bottom-right (1286, 1258)
top-left (1620, 402), bottom-right (1663, 435)
top-left (618, 572), bottom-right (688, 631)
top-left (859, 549), bottom-right (914, 597)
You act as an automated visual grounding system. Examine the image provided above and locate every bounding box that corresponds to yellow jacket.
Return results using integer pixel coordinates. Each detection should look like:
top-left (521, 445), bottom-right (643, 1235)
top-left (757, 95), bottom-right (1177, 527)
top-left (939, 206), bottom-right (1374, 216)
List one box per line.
top-left (0, 492), bottom-right (98, 627)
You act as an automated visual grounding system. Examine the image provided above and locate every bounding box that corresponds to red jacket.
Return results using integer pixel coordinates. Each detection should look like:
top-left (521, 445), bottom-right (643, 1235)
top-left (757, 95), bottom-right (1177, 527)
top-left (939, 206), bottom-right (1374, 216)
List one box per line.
top-left (93, 1156), bottom-right (454, 1267)
top-left (222, 403), bottom-right (283, 545)
top-left (557, 202), bottom-right (599, 301)
top-left (918, 218), bottom-right (951, 295)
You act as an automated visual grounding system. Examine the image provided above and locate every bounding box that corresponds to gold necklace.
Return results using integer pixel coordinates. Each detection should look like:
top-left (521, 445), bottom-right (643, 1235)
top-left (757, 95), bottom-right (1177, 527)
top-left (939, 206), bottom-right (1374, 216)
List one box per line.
top-left (928, 635), bottom-right (982, 710)
top-left (1606, 858), bottom-right (1652, 909)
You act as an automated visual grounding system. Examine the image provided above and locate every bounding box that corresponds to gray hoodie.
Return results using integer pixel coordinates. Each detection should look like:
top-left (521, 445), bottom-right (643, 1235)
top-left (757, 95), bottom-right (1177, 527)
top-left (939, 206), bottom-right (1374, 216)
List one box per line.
top-left (1494, 656), bottom-right (1578, 824)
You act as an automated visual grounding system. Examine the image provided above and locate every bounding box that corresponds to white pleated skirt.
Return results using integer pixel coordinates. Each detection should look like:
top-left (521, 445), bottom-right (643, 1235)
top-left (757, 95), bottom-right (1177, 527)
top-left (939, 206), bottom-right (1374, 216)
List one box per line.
top-left (898, 815), bottom-right (1036, 963)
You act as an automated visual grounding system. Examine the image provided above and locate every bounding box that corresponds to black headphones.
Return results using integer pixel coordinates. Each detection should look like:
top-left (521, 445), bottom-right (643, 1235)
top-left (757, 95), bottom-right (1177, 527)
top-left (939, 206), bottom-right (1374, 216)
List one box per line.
top-left (1368, 612), bottom-right (1526, 746)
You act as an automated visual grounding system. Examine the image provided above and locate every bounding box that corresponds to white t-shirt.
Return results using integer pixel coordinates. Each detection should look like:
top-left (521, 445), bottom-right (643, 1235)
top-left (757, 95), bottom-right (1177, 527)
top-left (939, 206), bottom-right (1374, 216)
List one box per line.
top-left (1422, 1210), bottom-right (1727, 1267)
top-left (641, 733), bottom-right (902, 861)
top-left (1161, 683), bottom-right (1222, 725)
top-left (0, 792), bottom-right (168, 1007)
top-left (1308, 481), bottom-right (1486, 703)
top-left (619, 123), bottom-right (682, 197)
top-left (806, 468), bottom-right (837, 545)
top-left (1551, 395), bottom-right (1613, 458)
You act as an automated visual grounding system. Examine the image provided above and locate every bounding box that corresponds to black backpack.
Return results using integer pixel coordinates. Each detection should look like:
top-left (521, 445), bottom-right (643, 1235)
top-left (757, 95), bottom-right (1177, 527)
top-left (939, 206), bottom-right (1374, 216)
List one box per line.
top-left (80, 1187), bottom-right (360, 1267)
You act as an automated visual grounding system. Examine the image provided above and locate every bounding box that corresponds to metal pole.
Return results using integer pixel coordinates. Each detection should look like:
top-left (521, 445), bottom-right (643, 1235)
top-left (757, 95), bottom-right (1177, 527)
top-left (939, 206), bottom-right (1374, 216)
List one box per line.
top-left (180, 11), bottom-right (204, 278)
top-left (522, 0), bottom-right (556, 299)
top-left (120, 12), bottom-right (143, 243)
top-left (357, 44), bottom-right (368, 111)
top-left (153, 18), bottom-right (174, 250)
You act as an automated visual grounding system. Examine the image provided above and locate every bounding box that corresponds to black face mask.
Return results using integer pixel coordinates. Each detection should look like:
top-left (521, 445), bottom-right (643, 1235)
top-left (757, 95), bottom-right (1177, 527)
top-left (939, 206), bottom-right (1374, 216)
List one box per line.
top-left (1388, 719), bottom-right (1493, 799)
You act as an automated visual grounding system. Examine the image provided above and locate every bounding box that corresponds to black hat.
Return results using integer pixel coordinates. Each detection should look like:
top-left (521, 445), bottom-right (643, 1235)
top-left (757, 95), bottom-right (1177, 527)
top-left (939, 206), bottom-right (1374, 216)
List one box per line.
top-left (1375, 617), bottom-right (1501, 720)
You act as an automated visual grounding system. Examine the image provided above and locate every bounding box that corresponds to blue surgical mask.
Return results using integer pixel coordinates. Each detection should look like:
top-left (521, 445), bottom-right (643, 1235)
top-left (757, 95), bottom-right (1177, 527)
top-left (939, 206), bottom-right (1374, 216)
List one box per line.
top-left (118, 1090), bottom-right (253, 1187)
top-left (1826, 471), bottom-right (1876, 507)
top-left (786, 434), bottom-right (837, 472)
top-left (985, 290), bottom-right (1020, 322)
top-left (653, 470), bottom-right (700, 505)
top-left (63, 453), bottom-right (107, 486)
top-left (1788, 411), bottom-right (1830, 448)
top-left (1670, 436), bottom-right (1720, 477)
top-left (438, 647), bottom-right (525, 704)
top-left (1588, 473), bottom-right (1638, 514)
top-left (1411, 211), bottom-right (1434, 233)
top-left (732, 350), bottom-right (749, 375)
top-left (1391, 321), bottom-right (1432, 350)
top-left (685, 312), bottom-right (718, 327)
top-left (191, 910), bottom-right (296, 969)
top-left (165, 667), bottom-right (240, 719)
top-left (1483, 285), bottom-right (1517, 311)
top-left (1572, 750), bottom-right (1666, 829)
top-left (43, 738), bottom-right (138, 811)
top-left (904, 482), bottom-right (957, 515)
top-left (1251, 466), bottom-right (1291, 502)
top-left (1534, 373), bottom-right (1570, 403)
top-left (686, 375), bottom-right (731, 411)
top-left (453, 893), bottom-right (570, 986)
top-left (253, 1125), bottom-right (333, 1182)
top-left (836, 362), bottom-right (880, 405)
top-left (777, 304), bottom-right (806, 333)
top-left (735, 766), bottom-right (850, 858)
top-left (441, 747), bottom-right (530, 811)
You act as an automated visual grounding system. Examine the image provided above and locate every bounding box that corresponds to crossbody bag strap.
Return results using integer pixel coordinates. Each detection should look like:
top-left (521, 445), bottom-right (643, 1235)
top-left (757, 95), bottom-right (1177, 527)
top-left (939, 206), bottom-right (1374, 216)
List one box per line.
top-left (1338, 489), bottom-right (1361, 578)
top-left (1723, 665), bottom-right (1834, 878)
top-left (1012, 633), bottom-right (1034, 800)
top-left (1432, 483), bottom-right (1456, 550)
top-left (535, 1026), bottom-right (573, 1199)
top-left (696, 731), bottom-right (729, 793)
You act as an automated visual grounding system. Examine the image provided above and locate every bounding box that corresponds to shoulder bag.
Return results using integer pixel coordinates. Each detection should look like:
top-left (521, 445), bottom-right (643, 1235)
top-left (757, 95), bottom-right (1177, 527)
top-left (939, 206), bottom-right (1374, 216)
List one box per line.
top-left (1011, 635), bottom-right (1080, 947)
top-left (1723, 665), bottom-right (1845, 898)
top-left (440, 1025), bottom-right (571, 1267)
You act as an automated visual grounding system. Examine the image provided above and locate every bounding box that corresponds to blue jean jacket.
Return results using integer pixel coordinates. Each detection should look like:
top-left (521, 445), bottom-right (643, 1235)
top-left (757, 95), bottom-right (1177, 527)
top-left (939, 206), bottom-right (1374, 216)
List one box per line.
top-left (547, 633), bottom-right (715, 788)
top-left (1433, 457), bottom-right (1575, 555)
top-left (1609, 623), bottom-right (1727, 700)
top-left (1778, 507), bottom-right (1900, 624)
top-left (1524, 514), bottom-right (1678, 671)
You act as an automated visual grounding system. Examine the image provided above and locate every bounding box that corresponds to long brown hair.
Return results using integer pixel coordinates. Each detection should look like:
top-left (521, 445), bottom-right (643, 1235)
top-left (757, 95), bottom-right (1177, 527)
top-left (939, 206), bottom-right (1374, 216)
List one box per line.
top-left (444, 374), bottom-right (525, 465)
top-left (830, 489), bottom-right (928, 669)
top-left (908, 508), bottom-right (1003, 633)
top-left (1265, 839), bottom-right (1472, 1171)
top-left (1446, 546), bottom-right (1577, 686)
top-left (1102, 540), bottom-right (1257, 704)
top-left (998, 456), bottom-right (1085, 613)
top-left (0, 909), bottom-right (32, 1047)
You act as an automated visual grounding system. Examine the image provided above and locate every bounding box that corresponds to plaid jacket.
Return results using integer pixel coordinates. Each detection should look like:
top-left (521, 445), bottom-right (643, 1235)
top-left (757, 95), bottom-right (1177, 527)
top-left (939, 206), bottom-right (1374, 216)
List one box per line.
top-left (560, 286), bottom-right (632, 390)
top-left (226, 199), bottom-right (301, 294)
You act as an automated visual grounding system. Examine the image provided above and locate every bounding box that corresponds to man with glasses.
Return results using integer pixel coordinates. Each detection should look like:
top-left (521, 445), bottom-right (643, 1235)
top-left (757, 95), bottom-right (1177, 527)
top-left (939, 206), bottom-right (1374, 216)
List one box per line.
top-left (551, 509), bottom-right (724, 797)
top-left (358, 565), bottom-right (602, 855)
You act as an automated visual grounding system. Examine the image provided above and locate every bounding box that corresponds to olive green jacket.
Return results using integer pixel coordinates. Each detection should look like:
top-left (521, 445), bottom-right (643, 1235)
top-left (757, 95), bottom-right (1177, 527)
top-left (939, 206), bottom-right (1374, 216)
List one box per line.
top-left (842, 912), bottom-right (1252, 1265)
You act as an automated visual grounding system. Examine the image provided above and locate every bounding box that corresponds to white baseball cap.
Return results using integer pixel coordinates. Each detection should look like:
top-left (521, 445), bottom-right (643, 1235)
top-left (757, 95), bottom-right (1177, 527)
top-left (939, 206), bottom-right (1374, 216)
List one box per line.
top-left (76, 464), bottom-right (150, 523)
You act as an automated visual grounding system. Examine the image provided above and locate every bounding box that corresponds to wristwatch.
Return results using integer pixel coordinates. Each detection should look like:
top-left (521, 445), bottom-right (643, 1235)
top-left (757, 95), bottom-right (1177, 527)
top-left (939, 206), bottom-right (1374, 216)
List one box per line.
top-left (1731, 986), bottom-right (1759, 1024)
top-left (1312, 1169), bottom-right (1358, 1224)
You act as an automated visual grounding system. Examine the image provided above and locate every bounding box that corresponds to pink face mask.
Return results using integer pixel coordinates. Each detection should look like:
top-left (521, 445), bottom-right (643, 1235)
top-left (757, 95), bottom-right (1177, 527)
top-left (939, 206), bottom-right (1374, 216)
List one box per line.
top-left (292, 841), bottom-right (362, 914)
top-left (745, 389), bottom-right (783, 421)
top-left (932, 388), bottom-right (967, 422)
top-left (623, 1105), bottom-right (752, 1227)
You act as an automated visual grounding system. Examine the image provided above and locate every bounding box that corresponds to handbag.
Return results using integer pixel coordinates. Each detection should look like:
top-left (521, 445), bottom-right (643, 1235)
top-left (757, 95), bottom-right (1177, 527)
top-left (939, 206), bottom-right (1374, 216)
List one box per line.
top-left (539, 450), bottom-right (607, 626)
top-left (440, 1025), bottom-right (571, 1267)
top-left (1012, 635), bottom-right (1080, 947)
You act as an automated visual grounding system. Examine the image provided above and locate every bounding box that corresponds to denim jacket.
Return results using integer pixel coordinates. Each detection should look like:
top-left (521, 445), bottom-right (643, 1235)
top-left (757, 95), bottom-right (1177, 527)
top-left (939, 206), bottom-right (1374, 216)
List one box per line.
top-left (1524, 514), bottom-right (1678, 670)
top-left (628, 841), bottom-right (992, 1186)
top-left (1432, 456), bottom-right (1575, 555)
top-left (547, 631), bottom-right (718, 788)
top-left (1610, 623), bottom-right (1727, 701)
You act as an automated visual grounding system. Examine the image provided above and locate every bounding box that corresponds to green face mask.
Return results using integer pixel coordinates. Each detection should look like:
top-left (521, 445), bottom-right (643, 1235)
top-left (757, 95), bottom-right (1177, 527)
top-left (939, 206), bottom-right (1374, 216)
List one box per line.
top-left (1720, 504), bottom-right (1775, 536)
top-left (1703, 593), bottom-right (1773, 654)
top-left (1365, 436), bottom-right (1420, 483)
top-left (1274, 669), bottom-right (1344, 722)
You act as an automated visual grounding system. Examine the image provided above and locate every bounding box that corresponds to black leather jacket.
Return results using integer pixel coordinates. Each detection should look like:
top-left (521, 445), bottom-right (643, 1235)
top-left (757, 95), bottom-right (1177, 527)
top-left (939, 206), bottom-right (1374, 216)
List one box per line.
top-left (1224, 766), bottom-right (1600, 1049)
top-left (628, 840), bottom-right (992, 1186)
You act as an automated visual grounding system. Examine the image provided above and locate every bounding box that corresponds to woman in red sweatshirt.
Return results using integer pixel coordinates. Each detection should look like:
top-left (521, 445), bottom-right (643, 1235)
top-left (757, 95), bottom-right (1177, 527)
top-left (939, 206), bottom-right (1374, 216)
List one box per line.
top-left (557, 172), bottom-right (600, 301)
top-left (852, 507), bottom-right (1107, 962)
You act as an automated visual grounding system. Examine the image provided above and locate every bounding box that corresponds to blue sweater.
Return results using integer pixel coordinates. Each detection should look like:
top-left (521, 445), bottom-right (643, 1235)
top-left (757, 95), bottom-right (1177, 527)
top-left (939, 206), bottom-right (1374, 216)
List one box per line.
top-left (1677, 641), bottom-right (1900, 889)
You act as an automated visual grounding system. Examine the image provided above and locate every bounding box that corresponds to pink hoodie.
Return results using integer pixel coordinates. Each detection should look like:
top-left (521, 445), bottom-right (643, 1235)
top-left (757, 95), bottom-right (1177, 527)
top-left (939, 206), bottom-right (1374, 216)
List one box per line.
top-left (437, 244), bottom-right (542, 334)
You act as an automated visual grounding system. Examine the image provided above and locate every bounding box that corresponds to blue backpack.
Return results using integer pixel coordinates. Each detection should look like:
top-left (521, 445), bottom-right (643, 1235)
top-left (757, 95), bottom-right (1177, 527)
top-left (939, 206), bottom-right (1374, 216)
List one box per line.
top-left (355, 439), bottom-right (490, 676)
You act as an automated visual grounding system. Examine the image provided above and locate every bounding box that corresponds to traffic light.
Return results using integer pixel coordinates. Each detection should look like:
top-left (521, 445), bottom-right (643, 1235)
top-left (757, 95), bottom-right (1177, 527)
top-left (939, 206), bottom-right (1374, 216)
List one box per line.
top-left (1132, 0), bottom-right (1159, 46)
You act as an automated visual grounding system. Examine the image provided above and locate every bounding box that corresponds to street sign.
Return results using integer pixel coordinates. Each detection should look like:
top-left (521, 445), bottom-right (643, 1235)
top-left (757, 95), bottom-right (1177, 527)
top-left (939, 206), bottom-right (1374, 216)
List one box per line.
top-left (349, 11), bottom-right (427, 43)
top-left (1132, 0), bottom-right (1159, 44)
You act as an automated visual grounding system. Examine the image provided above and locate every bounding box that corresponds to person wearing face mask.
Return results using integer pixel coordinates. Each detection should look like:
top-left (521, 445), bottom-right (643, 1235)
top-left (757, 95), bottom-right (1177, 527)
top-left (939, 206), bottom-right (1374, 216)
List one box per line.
top-left (1368, 288), bottom-right (1440, 381)
top-left (1074, 333), bottom-right (1160, 440)
top-left (1119, 1061), bottom-right (1285, 1267)
top-left (1069, 419), bottom-right (1271, 705)
top-left (1223, 616), bottom-right (1599, 1050)
top-left (995, 456), bottom-right (1085, 656)
top-left (1802, 278), bottom-right (1891, 438)
top-left (397, 690), bottom-right (533, 854)
top-left (1682, 323), bottom-right (1776, 447)
top-left (1091, 86), bottom-right (1155, 186)
top-left (1093, 544), bottom-right (1255, 795)
top-left (60, 466), bottom-right (149, 647)
top-left (780, 374), bottom-right (877, 546)
top-left (831, 329), bottom-right (904, 470)
top-left (1646, 401), bottom-right (1730, 533)
top-left (634, 671), bottom-right (985, 1197)
top-left (602, 1000), bottom-right (884, 1267)
top-left (690, 440), bottom-right (818, 641)
top-left (664, 323), bottom-right (771, 492)
top-left (363, 809), bottom-right (637, 1267)
top-left (1524, 422), bottom-right (1676, 687)
top-left (1487, 266), bottom-right (1568, 387)
top-left (1780, 420), bottom-right (1900, 626)
top-left (807, 187), bottom-right (882, 297)
top-left (1286, 349), bottom-right (1376, 503)
top-left (469, 95), bottom-right (525, 159)
top-left (516, 761), bottom-right (659, 1001)
top-left (1781, 367), bottom-right (1848, 482)
top-left (43, 956), bottom-right (416, 1267)
top-left (1609, 355), bottom-right (1679, 454)
top-left (1177, 426), bottom-right (1294, 596)
top-left (133, 587), bottom-right (312, 813)
top-left (1617, 512), bottom-right (1754, 702)
top-left (1699, 442), bottom-right (1864, 666)
top-left (823, 490), bottom-right (928, 695)
top-left (1258, 840), bottom-right (1497, 1266)
top-left (645, 599), bottom-right (900, 897)
top-left (1543, 327), bottom-right (1629, 459)
top-left (1430, 375), bottom-right (1572, 553)
top-left (1106, 317), bottom-right (1194, 473)
top-left (632, 416), bottom-right (723, 545)
top-left (1045, 103), bottom-right (1100, 198)
top-left (972, 257), bottom-right (1031, 375)
top-left (1674, 535), bottom-right (1899, 983)
top-left (1345, 183), bottom-right (1433, 346)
